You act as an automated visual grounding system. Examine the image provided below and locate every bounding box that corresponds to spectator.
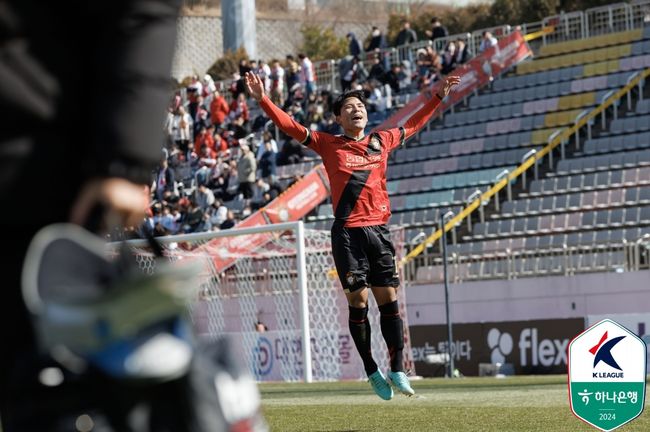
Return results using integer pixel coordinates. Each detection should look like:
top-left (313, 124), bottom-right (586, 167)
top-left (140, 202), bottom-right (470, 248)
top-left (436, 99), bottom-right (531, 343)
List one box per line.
top-left (154, 158), bottom-right (175, 202)
top-left (284, 54), bottom-right (300, 107)
top-left (229, 115), bottom-right (250, 140)
top-left (368, 54), bottom-right (387, 83)
top-left (455, 38), bottom-right (472, 64)
top-left (237, 144), bottom-right (257, 200)
top-left (364, 80), bottom-right (388, 113)
top-left (172, 105), bottom-right (193, 155)
top-left (187, 75), bottom-right (203, 118)
top-left (210, 89), bottom-right (230, 129)
top-left (385, 64), bottom-right (402, 94)
top-left (341, 56), bottom-right (369, 92)
top-left (395, 19), bottom-right (418, 46)
top-left (194, 126), bottom-right (215, 155)
top-left (183, 201), bottom-right (206, 232)
top-left (195, 183), bottom-right (216, 210)
top-left (298, 53), bottom-right (316, 106)
top-left (229, 92), bottom-right (250, 123)
top-left (479, 31), bottom-right (498, 53)
top-left (319, 112), bottom-right (341, 135)
top-left (269, 60), bottom-right (285, 106)
top-left (251, 178), bottom-right (270, 209)
top-left (258, 138), bottom-right (278, 183)
top-left (193, 95), bottom-right (210, 136)
top-left (197, 144), bottom-right (218, 168)
top-left (202, 74), bottom-right (217, 102)
top-left (277, 138), bottom-right (304, 166)
top-left (365, 26), bottom-right (388, 52)
top-left (290, 102), bottom-right (306, 125)
top-left (441, 41), bottom-right (457, 75)
top-left (220, 210), bottom-right (237, 230)
top-left (208, 199), bottom-right (229, 227)
top-left (257, 59), bottom-right (272, 93)
top-left (347, 32), bottom-right (363, 57)
top-left (427, 17), bottom-right (448, 43)
top-left (256, 130), bottom-right (278, 159)
top-left (214, 131), bottom-right (229, 156)
top-left (399, 60), bottom-right (413, 91)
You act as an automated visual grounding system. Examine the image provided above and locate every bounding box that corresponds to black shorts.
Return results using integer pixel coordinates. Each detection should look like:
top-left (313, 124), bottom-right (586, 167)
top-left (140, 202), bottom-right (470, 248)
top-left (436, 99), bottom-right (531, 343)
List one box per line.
top-left (331, 224), bottom-right (400, 293)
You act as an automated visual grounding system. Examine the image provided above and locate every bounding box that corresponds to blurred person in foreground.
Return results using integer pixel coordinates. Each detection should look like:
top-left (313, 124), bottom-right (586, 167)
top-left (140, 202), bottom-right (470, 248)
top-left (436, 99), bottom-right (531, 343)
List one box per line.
top-left (0, 0), bottom-right (266, 430)
top-left (245, 70), bottom-right (460, 400)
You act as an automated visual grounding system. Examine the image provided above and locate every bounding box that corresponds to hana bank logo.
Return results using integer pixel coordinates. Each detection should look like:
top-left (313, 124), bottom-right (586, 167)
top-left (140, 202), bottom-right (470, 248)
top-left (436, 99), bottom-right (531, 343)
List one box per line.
top-left (590, 331), bottom-right (626, 378)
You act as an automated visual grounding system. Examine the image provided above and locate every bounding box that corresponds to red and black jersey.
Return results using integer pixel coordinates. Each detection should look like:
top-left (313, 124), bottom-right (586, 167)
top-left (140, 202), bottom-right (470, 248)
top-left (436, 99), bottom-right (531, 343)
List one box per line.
top-left (305, 128), bottom-right (402, 226)
top-left (259, 94), bottom-right (442, 227)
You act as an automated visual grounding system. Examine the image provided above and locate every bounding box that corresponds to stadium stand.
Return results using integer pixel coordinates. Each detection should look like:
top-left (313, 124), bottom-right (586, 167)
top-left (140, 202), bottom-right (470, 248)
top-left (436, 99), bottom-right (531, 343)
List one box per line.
top-left (402, 20), bottom-right (650, 284)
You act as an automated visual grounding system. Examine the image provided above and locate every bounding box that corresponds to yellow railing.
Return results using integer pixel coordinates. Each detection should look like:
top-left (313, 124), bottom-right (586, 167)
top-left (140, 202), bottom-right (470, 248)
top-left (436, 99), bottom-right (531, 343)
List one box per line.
top-left (400, 67), bottom-right (650, 267)
top-left (524, 26), bottom-right (555, 42)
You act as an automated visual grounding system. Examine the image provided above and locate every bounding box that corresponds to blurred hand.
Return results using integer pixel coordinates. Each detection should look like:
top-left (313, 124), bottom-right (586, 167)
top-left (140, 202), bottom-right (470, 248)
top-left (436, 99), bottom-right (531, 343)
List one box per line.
top-left (244, 72), bottom-right (265, 101)
top-left (70, 178), bottom-right (150, 231)
top-left (437, 75), bottom-right (461, 99)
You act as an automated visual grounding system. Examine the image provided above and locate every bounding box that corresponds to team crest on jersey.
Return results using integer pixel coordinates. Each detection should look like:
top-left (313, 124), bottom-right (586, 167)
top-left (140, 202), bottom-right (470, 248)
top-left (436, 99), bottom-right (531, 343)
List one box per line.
top-left (345, 272), bottom-right (356, 287)
top-left (367, 134), bottom-right (382, 155)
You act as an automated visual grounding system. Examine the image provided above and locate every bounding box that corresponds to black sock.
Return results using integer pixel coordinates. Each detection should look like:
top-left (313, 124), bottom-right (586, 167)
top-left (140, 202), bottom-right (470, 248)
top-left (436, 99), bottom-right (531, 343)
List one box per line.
top-left (348, 306), bottom-right (377, 376)
top-left (379, 300), bottom-right (404, 372)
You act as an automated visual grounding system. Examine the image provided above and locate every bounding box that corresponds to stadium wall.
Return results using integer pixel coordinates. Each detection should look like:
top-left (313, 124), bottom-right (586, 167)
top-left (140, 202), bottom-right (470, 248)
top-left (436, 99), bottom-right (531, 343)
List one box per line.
top-left (406, 270), bottom-right (650, 326)
top-left (172, 16), bottom-right (377, 79)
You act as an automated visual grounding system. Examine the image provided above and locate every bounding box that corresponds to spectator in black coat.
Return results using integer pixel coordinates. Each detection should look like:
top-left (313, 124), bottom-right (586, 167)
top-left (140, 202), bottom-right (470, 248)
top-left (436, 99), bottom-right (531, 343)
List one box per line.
top-left (347, 32), bottom-right (363, 57)
top-left (395, 19), bottom-right (418, 46)
top-left (365, 26), bottom-right (387, 52)
top-left (427, 17), bottom-right (448, 43)
top-left (455, 38), bottom-right (472, 64)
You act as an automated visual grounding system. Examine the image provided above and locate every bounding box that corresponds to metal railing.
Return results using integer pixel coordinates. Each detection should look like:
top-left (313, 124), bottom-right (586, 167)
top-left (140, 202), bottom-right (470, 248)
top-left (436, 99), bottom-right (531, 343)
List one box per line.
top-left (400, 67), bottom-right (650, 274)
top-left (207, 1), bottom-right (650, 99)
top-left (403, 242), bottom-right (635, 284)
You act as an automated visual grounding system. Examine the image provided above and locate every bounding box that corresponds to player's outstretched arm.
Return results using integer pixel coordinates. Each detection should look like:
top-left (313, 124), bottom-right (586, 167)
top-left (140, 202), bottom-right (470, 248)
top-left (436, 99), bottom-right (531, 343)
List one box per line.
top-left (244, 72), bottom-right (308, 143)
top-left (402, 75), bottom-right (461, 139)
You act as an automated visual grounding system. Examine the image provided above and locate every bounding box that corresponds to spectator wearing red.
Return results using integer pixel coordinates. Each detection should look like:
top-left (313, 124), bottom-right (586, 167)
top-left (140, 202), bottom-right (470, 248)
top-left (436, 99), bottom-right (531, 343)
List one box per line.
top-left (194, 126), bottom-right (215, 155)
top-left (229, 93), bottom-right (249, 123)
top-left (210, 89), bottom-right (230, 128)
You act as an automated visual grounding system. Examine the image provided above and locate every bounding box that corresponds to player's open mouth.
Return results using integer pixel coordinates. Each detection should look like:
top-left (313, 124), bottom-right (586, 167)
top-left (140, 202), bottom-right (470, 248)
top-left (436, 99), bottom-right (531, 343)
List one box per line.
top-left (352, 115), bottom-right (363, 121)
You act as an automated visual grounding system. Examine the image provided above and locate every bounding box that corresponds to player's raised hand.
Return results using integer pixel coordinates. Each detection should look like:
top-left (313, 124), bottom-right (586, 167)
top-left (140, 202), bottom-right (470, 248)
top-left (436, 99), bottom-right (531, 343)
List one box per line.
top-left (437, 75), bottom-right (461, 99)
top-left (244, 72), bottom-right (265, 101)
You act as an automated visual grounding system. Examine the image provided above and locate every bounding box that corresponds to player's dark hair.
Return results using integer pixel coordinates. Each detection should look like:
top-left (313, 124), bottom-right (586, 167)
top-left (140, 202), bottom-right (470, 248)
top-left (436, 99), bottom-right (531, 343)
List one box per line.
top-left (332, 90), bottom-right (367, 116)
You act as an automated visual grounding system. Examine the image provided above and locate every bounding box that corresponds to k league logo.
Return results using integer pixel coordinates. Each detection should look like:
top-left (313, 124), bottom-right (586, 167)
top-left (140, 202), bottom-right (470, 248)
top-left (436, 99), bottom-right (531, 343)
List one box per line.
top-left (569, 319), bottom-right (647, 431)
top-left (590, 331), bottom-right (625, 377)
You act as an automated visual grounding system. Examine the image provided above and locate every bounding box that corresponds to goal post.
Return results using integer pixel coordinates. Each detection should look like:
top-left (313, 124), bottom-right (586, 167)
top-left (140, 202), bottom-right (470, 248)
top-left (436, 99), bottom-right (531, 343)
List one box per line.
top-left (119, 221), bottom-right (414, 383)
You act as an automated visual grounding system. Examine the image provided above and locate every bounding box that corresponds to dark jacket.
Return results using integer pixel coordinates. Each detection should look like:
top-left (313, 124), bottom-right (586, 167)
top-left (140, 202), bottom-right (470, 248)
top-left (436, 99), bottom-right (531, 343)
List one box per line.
top-left (395, 28), bottom-right (418, 46)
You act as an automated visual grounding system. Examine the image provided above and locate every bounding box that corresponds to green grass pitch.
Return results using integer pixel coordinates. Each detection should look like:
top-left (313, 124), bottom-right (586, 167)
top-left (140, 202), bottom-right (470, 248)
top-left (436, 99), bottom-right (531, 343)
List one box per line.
top-left (260, 375), bottom-right (649, 431)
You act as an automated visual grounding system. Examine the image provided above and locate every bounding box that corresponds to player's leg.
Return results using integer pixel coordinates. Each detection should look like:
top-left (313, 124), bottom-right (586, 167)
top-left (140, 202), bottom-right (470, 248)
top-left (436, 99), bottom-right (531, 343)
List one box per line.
top-left (367, 226), bottom-right (414, 396)
top-left (331, 225), bottom-right (392, 400)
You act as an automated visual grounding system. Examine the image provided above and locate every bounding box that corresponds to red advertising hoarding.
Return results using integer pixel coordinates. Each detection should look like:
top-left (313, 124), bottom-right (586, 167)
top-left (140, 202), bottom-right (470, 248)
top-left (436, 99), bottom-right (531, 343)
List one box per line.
top-left (196, 165), bottom-right (330, 273)
top-left (264, 165), bottom-right (330, 224)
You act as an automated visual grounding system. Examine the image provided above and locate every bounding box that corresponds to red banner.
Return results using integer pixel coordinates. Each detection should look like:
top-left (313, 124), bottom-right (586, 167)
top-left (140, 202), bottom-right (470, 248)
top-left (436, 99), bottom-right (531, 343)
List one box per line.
top-left (379, 30), bottom-right (533, 130)
top-left (197, 211), bottom-right (271, 272)
top-left (264, 165), bottom-right (330, 224)
top-left (196, 165), bottom-right (330, 273)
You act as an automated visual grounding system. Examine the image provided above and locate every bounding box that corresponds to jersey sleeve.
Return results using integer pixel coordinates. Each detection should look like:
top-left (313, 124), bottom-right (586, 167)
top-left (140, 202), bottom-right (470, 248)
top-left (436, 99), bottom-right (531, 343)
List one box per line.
top-left (258, 95), bottom-right (308, 142)
top-left (383, 128), bottom-right (406, 152)
top-left (258, 96), bottom-right (324, 155)
top-left (402, 93), bottom-right (442, 140)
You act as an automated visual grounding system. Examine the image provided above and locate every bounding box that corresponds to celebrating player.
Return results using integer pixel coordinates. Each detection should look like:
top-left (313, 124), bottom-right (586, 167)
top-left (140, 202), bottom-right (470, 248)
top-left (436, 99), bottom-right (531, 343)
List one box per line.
top-left (245, 71), bottom-right (460, 400)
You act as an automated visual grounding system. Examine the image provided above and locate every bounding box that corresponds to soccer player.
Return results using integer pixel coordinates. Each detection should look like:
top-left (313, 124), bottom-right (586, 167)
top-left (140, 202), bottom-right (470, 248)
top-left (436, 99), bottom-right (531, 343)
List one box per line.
top-left (245, 71), bottom-right (460, 400)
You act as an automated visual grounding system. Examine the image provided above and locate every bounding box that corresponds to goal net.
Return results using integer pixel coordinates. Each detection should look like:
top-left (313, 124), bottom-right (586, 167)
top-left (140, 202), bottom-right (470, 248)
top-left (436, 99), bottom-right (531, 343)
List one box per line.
top-left (126, 222), bottom-right (415, 382)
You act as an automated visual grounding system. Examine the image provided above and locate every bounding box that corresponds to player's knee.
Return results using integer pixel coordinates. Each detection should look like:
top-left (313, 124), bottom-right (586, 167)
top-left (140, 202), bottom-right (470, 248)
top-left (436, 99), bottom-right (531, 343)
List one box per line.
top-left (348, 305), bottom-right (369, 322)
top-left (378, 300), bottom-right (400, 318)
